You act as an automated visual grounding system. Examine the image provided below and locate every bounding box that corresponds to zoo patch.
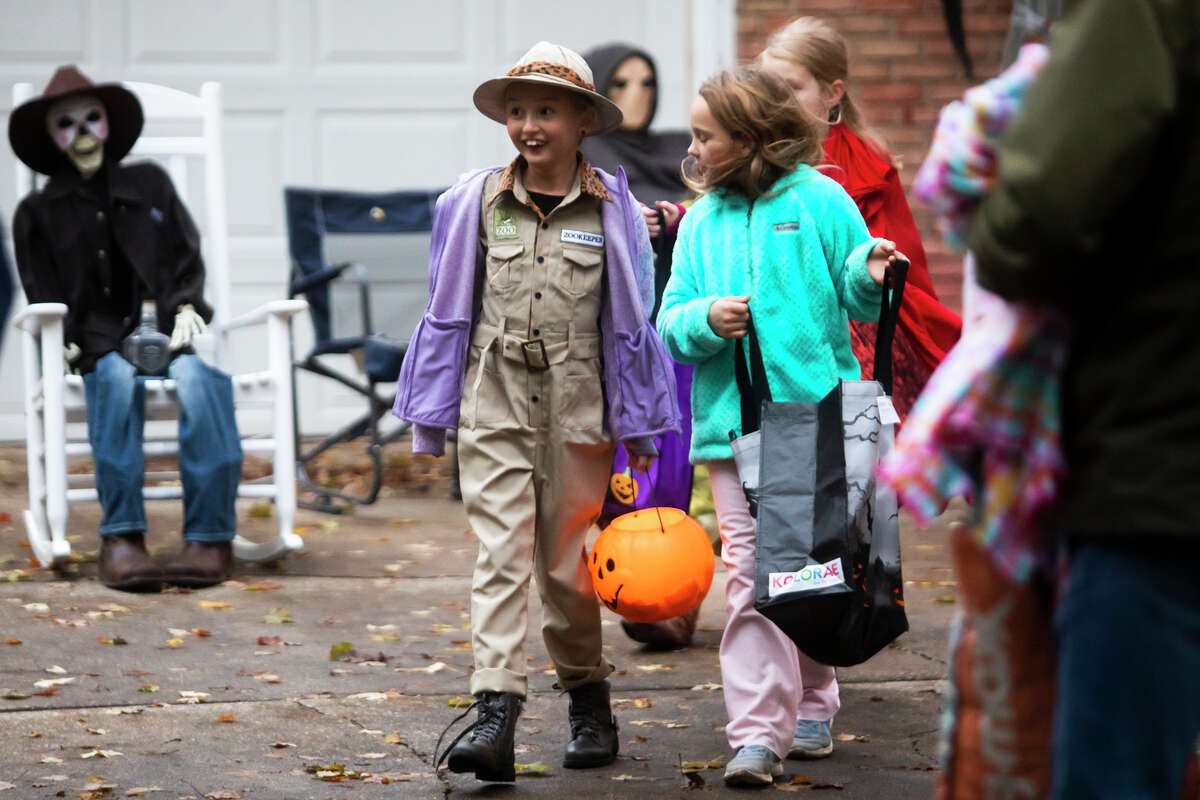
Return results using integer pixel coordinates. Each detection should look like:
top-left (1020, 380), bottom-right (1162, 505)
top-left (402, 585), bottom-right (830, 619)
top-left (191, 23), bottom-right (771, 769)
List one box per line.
top-left (493, 206), bottom-right (519, 239)
top-left (561, 229), bottom-right (604, 248)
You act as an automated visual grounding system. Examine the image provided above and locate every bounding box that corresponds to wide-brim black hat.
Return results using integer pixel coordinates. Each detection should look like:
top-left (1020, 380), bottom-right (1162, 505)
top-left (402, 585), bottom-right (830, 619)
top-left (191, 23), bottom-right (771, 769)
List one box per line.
top-left (9, 64), bottom-right (143, 176)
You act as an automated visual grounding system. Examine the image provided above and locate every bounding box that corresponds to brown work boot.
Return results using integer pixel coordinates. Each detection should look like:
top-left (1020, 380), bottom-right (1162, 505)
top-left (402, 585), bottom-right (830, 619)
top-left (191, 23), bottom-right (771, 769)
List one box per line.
top-left (98, 532), bottom-right (164, 593)
top-left (620, 605), bottom-right (701, 651)
top-left (165, 541), bottom-right (233, 589)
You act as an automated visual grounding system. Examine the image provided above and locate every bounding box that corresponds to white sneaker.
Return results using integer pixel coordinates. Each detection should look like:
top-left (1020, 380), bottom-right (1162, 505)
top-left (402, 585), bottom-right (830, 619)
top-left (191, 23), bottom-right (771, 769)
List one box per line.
top-left (724, 745), bottom-right (783, 787)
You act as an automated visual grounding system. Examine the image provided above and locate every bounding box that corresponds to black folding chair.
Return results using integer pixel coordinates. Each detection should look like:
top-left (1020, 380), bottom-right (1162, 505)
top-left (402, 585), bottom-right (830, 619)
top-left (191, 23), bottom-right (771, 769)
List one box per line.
top-left (283, 187), bottom-right (459, 512)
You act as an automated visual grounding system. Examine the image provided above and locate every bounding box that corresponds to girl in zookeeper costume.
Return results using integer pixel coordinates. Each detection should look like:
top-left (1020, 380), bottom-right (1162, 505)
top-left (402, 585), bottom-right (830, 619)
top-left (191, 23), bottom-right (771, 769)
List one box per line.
top-left (392, 42), bottom-right (680, 784)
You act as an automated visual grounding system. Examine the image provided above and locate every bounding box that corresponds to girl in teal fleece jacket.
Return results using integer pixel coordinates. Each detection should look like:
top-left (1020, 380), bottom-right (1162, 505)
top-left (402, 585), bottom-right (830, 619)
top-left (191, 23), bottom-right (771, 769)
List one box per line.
top-left (656, 68), bottom-right (902, 786)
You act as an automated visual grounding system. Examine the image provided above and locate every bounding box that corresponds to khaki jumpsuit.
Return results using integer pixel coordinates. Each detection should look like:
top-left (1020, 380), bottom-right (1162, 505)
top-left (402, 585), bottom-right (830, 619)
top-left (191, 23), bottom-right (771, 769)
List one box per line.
top-left (458, 159), bottom-right (616, 698)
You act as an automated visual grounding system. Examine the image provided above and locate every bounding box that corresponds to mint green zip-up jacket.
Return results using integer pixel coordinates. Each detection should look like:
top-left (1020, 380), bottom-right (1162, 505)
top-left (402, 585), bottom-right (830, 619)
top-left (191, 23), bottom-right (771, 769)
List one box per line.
top-left (657, 165), bottom-right (882, 462)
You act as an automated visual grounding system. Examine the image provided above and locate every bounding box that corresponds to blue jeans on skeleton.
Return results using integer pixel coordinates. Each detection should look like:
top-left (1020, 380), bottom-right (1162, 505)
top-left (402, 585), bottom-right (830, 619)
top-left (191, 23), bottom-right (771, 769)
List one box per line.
top-left (83, 352), bottom-right (242, 542)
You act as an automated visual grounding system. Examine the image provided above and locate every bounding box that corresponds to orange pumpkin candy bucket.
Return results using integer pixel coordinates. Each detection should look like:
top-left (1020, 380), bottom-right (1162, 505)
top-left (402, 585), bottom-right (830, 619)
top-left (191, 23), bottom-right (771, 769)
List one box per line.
top-left (590, 507), bottom-right (714, 623)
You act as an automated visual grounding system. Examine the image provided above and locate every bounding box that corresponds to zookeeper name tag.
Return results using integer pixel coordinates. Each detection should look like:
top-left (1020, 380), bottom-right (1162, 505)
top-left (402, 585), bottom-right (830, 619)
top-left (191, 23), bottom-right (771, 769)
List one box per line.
top-left (561, 229), bottom-right (604, 248)
top-left (768, 558), bottom-right (845, 598)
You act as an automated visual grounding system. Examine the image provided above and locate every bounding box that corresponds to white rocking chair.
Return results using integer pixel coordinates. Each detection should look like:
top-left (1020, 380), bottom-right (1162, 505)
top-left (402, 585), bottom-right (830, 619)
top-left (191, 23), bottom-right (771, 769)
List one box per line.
top-left (11, 80), bottom-right (307, 568)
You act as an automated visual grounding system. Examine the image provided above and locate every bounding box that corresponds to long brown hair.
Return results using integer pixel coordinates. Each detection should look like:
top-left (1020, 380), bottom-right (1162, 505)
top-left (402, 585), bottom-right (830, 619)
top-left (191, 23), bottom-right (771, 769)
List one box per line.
top-left (761, 16), bottom-right (889, 156)
top-left (683, 68), bottom-right (823, 199)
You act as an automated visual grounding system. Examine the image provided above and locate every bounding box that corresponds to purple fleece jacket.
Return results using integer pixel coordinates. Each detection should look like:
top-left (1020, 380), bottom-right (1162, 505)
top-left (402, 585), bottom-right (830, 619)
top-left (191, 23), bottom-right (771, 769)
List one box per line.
top-left (392, 164), bottom-right (680, 456)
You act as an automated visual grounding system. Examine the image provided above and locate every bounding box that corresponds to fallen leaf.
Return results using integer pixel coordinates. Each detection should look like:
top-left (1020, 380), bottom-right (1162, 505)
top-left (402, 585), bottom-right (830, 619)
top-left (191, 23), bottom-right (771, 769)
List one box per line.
top-left (218, 715), bottom-right (235, 723)
top-left (812, 781), bottom-right (845, 790)
top-left (0, 781), bottom-right (13, 791)
top-left (40, 756), bottom-right (64, 764)
top-left (5, 638), bottom-right (19, 645)
top-left (681, 771), bottom-right (705, 789)
top-left (256, 635), bottom-right (282, 646)
top-left (691, 683), bottom-right (722, 691)
top-left (247, 502), bottom-right (273, 519)
top-left (776, 774), bottom-right (814, 792)
top-left (611, 774), bottom-right (656, 781)
top-left (81, 748), bottom-right (123, 758)
top-left (356, 752), bottom-right (388, 759)
top-left (395, 662), bottom-right (447, 674)
top-left (83, 726), bottom-right (106, 735)
top-left (192, 628), bottom-right (211, 637)
top-left (244, 582), bottom-right (283, 591)
top-left (33, 687), bottom-right (58, 697)
top-left (514, 761), bottom-right (553, 777)
top-left (98, 636), bottom-right (128, 646)
top-left (369, 631), bottom-right (403, 642)
top-left (635, 664), bottom-right (676, 672)
top-left (835, 733), bottom-right (870, 742)
top-left (205, 792), bottom-right (242, 799)
top-left (252, 673), bottom-right (282, 684)
top-left (177, 691), bottom-right (209, 704)
top-left (33, 676), bottom-right (75, 688)
top-left (23, 602), bottom-right (49, 612)
top-left (264, 608), bottom-right (294, 624)
top-left (447, 696), bottom-right (473, 708)
top-left (329, 641), bottom-right (355, 661)
top-left (44, 664), bottom-right (67, 674)
top-left (137, 684), bottom-right (160, 693)
top-left (634, 698), bottom-right (652, 708)
top-left (198, 600), bottom-right (232, 610)
top-left (125, 788), bottom-right (165, 797)
top-left (165, 638), bottom-right (184, 647)
top-left (123, 669), bottom-right (152, 678)
top-left (271, 741), bottom-right (296, 748)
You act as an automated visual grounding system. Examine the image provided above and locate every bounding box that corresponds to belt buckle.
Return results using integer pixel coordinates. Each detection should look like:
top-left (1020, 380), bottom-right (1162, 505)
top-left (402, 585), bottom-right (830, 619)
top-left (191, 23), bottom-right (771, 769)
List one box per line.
top-left (521, 339), bottom-right (549, 371)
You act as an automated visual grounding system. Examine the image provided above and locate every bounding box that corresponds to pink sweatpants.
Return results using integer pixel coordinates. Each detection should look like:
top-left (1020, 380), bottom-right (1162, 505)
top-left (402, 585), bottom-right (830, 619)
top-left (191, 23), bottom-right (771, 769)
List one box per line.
top-left (708, 459), bottom-right (840, 758)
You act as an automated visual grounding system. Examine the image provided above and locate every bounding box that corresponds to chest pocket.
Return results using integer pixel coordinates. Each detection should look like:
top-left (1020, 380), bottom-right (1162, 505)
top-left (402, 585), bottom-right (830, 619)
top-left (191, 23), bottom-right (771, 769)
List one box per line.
top-left (485, 242), bottom-right (525, 292)
top-left (562, 244), bottom-right (603, 298)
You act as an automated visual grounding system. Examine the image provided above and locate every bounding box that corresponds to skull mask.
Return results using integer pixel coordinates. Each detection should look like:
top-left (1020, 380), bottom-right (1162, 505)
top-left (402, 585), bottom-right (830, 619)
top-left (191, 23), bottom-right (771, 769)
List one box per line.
top-left (45, 94), bottom-right (108, 178)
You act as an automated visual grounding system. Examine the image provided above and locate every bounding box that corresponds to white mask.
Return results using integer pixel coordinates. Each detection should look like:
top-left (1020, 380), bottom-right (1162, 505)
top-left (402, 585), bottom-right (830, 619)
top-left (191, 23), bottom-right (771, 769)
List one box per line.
top-left (45, 95), bottom-right (108, 178)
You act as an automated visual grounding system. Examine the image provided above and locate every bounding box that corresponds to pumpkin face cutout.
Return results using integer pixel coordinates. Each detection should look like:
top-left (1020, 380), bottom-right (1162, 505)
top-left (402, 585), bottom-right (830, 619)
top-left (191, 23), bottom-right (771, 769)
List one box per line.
top-left (609, 468), bottom-right (639, 506)
top-left (590, 507), bottom-right (714, 623)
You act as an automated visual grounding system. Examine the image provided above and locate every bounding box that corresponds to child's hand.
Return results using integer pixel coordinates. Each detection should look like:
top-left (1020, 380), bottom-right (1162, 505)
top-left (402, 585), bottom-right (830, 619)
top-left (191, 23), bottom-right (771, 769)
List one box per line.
top-left (629, 453), bottom-right (656, 473)
top-left (641, 201), bottom-right (682, 239)
top-left (867, 240), bottom-right (907, 285)
top-left (708, 296), bottom-right (751, 339)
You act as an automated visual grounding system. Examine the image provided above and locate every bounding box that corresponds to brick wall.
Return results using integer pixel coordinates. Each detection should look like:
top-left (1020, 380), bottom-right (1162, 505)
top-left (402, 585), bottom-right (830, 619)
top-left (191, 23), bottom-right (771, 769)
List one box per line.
top-left (737, 0), bottom-right (1014, 312)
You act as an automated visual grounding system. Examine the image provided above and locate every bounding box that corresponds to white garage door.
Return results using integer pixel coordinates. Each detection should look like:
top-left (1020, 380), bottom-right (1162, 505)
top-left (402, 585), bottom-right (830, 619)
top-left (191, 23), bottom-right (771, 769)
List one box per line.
top-left (0, 0), bottom-right (734, 440)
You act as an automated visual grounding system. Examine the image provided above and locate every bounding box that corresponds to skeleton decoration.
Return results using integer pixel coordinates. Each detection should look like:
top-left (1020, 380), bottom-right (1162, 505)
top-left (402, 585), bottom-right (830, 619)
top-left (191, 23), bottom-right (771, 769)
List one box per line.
top-left (45, 95), bottom-right (108, 179)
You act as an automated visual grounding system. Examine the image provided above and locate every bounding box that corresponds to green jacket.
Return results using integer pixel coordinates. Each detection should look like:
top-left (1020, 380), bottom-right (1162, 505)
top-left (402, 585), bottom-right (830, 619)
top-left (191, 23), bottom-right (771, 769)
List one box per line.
top-left (969, 0), bottom-right (1200, 535)
top-left (658, 166), bottom-right (880, 462)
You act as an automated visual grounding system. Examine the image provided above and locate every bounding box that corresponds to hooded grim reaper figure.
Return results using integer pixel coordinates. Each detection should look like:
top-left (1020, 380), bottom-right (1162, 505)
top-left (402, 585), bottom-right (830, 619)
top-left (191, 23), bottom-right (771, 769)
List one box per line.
top-left (10, 65), bottom-right (243, 593)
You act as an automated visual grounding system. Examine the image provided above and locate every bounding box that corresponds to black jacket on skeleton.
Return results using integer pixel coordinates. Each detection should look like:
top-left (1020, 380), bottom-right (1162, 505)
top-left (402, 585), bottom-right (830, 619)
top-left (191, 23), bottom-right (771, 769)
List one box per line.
top-left (13, 159), bottom-right (210, 374)
top-left (581, 43), bottom-right (692, 207)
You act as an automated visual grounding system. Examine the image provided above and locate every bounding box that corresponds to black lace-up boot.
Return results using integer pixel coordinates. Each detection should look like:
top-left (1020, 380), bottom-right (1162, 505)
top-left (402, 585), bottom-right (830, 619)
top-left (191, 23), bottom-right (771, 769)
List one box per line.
top-left (445, 691), bottom-right (522, 782)
top-left (563, 679), bottom-right (619, 768)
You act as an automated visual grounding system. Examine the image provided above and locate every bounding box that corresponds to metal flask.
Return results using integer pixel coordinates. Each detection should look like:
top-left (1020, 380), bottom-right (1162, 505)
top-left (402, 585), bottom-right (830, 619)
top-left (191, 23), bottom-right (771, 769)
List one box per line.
top-left (121, 300), bottom-right (170, 376)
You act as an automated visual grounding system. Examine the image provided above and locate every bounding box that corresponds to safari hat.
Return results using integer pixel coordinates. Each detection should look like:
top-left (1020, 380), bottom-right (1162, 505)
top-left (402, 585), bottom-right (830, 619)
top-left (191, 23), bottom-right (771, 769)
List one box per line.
top-left (473, 41), bottom-right (623, 136)
top-left (9, 64), bottom-right (143, 176)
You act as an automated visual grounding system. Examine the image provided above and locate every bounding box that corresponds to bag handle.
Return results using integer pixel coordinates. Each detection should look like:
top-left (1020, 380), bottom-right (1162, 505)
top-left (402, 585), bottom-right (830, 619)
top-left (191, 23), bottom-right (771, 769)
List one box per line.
top-left (734, 313), bottom-right (772, 435)
top-left (872, 258), bottom-right (909, 397)
top-left (732, 256), bottom-right (910, 434)
top-left (650, 207), bottom-right (672, 324)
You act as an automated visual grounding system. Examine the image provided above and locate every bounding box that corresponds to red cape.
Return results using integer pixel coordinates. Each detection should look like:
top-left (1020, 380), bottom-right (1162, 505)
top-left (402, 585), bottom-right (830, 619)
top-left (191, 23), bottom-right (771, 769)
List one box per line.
top-left (822, 124), bottom-right (961, 418)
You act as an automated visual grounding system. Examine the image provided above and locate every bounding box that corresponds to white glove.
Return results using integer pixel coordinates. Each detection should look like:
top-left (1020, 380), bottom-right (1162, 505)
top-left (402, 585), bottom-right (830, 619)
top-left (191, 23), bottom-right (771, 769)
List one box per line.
top-left (64, 342), bottom-right (81, 368)
top-left (168, 304), bottom-right (208, 351)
